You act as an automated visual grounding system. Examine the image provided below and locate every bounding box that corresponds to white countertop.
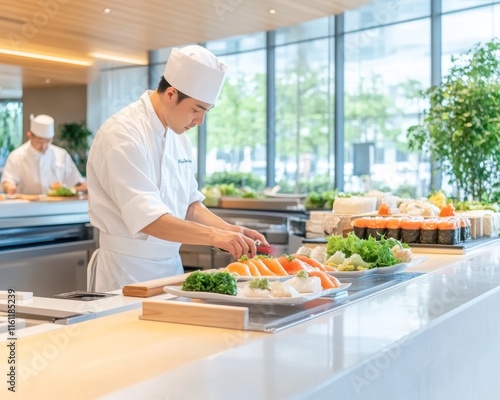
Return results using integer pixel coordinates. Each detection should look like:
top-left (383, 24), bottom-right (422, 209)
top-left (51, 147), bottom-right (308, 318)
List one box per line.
top-left (0, 290), bottom-right (178, 341)
top-left (99, 244), bottom-right (500, 399)
top-left (1, 242), bottom-right (500, 399)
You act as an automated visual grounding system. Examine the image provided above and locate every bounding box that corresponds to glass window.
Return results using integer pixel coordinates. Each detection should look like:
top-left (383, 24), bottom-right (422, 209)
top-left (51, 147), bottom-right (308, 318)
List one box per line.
top-left (205, 49), bottom-right (267, 184)
top-left (344, 19), bottom-right (431, 197)
top-left (206, 33), bottom-right (266, 55)
top-left (275, 37), bottom-right (334, 193)
top-left (87, 65), bottom-right (149, 133)
top-left (345, 0), bottom-right (430, 32)
top-left (442, 5), bottom-right (500, 74)
top-left (0, 100), bottom-right (23, 169)
top-left (442, 0), bottom-right (496, 13)
top-left (275, 17), bottom-right (330, 45)
top-left (153, 48), bottom-right (173, 64)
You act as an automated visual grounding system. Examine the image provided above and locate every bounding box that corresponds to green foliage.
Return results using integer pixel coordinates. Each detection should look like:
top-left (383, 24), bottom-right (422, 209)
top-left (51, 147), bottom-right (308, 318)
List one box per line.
top-left (304, 189), bottom-right (338, 210)
top-left (55, 122), bottom-right (92, 176)
top-left (297, 173), bottom-right (334, 193)
top-left (204, 171), bottom-right (265, 191)
top-left (345, 75), bottom-right (404, 154)
top-left (392, 183), bottom-right (417, 199)
top-left (407, 39), bottom-right (500, 201)
top-left (0, 101), bottom-right (22, 157)
top-left (207, 72), bottom-right (266, 169)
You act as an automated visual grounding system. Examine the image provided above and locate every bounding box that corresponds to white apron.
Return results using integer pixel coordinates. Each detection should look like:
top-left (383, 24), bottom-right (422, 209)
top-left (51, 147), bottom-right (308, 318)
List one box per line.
top-left (87, 233), bottom-right (183, 292)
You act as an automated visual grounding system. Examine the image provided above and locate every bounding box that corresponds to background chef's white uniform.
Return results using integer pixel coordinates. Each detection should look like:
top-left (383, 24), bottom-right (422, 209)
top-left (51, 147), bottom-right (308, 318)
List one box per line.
top-left (86, 91), bottom-right (205, 292)
top-left (1, 142), bottom-right (84, 194)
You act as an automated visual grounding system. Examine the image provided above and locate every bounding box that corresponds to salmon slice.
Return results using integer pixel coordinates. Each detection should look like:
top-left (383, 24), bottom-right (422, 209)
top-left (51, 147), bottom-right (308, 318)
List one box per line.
top-left (307, 270), bottom-right (339, 289)
top-left (276, 255), bottom-right (310, 274)
top-left (248, 257), bottom-right (277, 276)
top-left (238, 256), bottom-right (261, 276)
top-left (226, 262), bottom-right (251, 276)
top-left (292, 254), bottom-right (328, 272)
top-left (254, 255), bottom-right (289, 276)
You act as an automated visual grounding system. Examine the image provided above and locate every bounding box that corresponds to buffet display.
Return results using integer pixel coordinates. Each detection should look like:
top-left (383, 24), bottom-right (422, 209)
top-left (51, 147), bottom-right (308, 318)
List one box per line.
top-left (302, 189), bottom-right (500, 254)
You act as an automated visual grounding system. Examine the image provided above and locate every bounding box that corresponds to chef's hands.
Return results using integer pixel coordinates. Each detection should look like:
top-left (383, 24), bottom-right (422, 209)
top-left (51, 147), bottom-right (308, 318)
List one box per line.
top-left (211, 228), bottom-right (269, 260)
top-left (2, 182), bottom-right (17, 195)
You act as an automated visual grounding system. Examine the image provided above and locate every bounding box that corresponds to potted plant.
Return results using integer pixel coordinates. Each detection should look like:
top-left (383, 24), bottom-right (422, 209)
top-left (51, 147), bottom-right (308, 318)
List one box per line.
top-left (407, 39), bottom-right (500, 201)
top-left (56, 122), bottom-right (92, 176)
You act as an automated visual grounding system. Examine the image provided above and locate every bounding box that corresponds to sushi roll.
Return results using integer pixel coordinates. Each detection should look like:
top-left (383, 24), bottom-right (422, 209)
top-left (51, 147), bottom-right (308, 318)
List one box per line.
top-left (420, 218), bottom-right (439, 244)
top-left (400, 218), bottom-right (422, 243)
top-left (366, 217), bottom-right (387, 240)
top-left (352, 217), bottom-right (368, 239)
top-left (385, 218), bottom-right (401, 240)
top-left (437, 219), bottom-right (460, 245)
top-left (460, 217), bottom-right (471, 241)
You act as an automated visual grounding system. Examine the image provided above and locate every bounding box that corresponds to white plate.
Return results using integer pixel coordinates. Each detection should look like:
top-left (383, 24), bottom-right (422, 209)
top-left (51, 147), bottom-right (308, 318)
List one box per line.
top-left (237, 275), bottom-right (293, 282)
top-left (327, 256), bottom-right (428, 277)
top-left (372, 262), bottom-right (408, 274)
top-left (373, 256), bottom-right (427, 274)
top-left (327, 268), bottom-right (376, 278)
top-left (163, 283), bottom-right (351, 306)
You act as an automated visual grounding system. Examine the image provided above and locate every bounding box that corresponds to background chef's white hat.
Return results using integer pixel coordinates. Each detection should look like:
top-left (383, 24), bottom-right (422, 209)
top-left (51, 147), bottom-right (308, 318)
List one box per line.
top-left (163, 45), bottom-right (227, 104)
top-left (30, 114), bottom-right (54, 139)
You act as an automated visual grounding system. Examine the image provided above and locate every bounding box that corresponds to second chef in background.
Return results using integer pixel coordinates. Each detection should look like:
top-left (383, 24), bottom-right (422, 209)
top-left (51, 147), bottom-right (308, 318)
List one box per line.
top-left (1, 114), bottom-right (87, 195)
top-left (86, 45), bottom-right (268, 292)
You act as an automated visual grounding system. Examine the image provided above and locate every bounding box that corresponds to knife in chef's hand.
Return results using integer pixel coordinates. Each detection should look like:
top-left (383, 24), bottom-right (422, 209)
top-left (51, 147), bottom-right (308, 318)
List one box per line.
top-left (212, 240), bottom-right (278, 257)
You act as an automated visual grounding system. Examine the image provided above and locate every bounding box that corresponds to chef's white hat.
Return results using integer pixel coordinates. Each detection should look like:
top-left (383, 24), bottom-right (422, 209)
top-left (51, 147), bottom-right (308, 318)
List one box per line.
top-left (163, 45), bottom-right (227, 105)
top-left (30, 114), bottom-right (54, 139)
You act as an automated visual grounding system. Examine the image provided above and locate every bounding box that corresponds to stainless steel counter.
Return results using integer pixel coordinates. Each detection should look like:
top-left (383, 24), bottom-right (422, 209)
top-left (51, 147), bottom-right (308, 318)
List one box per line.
top-left (0, 200), bottom-right (97, 297)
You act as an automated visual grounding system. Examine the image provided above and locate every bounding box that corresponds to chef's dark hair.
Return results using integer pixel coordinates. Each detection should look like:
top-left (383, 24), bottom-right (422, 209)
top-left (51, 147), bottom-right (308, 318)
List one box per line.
top-left (157, 76), bottom-right (190, 103)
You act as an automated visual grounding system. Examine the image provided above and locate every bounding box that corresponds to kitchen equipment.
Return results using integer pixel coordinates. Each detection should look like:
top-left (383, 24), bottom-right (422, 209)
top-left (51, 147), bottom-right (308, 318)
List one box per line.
top-left (54, 291), bottom-right (118, 301)
top-left (0, 303), bottom-right (93, 325)
top-left (0, 200), bottom-right (97, 297)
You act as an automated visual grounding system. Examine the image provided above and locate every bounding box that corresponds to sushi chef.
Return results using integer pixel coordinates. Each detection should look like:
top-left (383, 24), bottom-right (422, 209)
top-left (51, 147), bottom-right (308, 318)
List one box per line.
top-left (86, 45), bottom-right (269, 292)
top-left (1, 114), bottom-right (87, 195)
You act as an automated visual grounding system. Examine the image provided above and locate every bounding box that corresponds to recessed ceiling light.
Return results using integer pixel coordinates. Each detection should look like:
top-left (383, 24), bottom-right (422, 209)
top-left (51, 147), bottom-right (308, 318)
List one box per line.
top-left (103, 8), bottom-right (111, 14)
top-left (269, 9), bottom-right (277, 14)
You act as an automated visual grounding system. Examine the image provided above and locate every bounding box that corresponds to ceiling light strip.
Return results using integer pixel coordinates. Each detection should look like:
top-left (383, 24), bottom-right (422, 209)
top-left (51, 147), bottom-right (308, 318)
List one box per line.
top-left (0, 48), bottom-right (91, 66)
top-left (90, 52), bottom-right (148, 65)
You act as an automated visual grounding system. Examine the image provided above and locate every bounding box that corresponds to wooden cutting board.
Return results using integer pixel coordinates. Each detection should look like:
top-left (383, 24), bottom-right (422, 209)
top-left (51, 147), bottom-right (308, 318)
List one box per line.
top-left (122, 273), bottom-right (192, 297)
top-left (141, 300), bottom-right (249, 330)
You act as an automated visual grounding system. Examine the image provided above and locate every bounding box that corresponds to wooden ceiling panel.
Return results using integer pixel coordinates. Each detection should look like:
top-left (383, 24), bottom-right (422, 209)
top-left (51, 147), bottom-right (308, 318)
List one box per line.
top-left (0, 0), bottom-right (371, 92)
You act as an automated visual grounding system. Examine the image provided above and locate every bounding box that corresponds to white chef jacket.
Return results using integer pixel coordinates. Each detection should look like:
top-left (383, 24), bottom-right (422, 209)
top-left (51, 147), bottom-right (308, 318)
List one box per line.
top-left (1, 142), bottom-right (84, 195)
top-left (86, 90), bottom-right (205, 292)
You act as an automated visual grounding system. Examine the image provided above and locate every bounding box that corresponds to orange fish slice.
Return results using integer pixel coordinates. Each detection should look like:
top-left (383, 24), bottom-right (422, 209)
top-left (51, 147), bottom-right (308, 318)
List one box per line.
top-left (226, 262), bottom-right (251, 276)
